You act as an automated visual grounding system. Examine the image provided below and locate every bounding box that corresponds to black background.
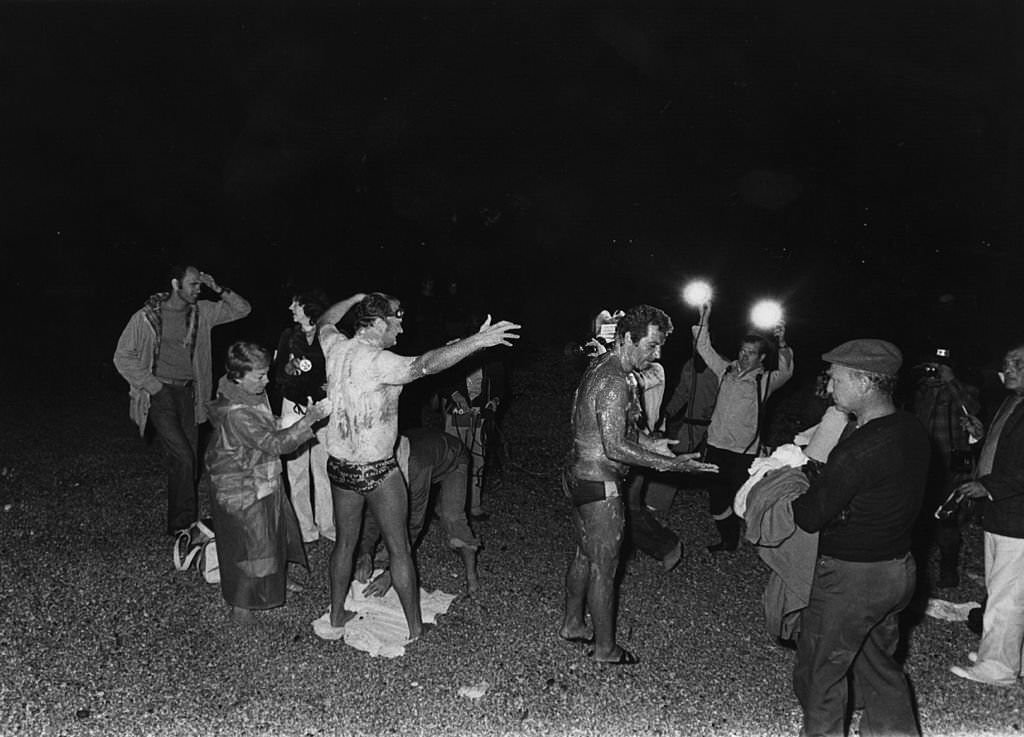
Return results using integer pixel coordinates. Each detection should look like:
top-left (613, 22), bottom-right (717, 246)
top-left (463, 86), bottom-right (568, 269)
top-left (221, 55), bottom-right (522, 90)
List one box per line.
top-left (4, 1), bottom-right (1020, 378)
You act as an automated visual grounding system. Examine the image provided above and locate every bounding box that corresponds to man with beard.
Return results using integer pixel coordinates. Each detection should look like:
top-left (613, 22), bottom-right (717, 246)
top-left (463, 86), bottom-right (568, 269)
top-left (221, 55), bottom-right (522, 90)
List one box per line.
top-left (559, 304), bottom-right (717, 665)
top-left (114, 265), bottom-right (251, 535)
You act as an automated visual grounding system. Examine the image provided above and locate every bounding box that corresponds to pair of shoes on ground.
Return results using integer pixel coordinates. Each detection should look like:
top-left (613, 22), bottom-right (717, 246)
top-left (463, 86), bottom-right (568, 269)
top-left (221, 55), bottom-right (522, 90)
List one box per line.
top-left (950, 653), bottom-right (1018, 687)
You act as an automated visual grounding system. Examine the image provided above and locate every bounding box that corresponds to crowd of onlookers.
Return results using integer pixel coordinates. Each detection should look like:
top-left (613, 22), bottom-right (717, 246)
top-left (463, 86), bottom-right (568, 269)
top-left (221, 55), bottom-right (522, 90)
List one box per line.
top-left (114, 266), bottom-right (514, 636)
top-left (114, 265), bottom-right (1024, 736)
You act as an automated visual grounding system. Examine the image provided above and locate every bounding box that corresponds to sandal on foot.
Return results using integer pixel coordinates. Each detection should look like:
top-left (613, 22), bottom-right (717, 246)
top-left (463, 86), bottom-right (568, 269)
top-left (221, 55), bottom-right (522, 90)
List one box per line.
top-left (589, 647), bottom-right (639, 666)
top-left (559, 634), bottom-right (594, 645)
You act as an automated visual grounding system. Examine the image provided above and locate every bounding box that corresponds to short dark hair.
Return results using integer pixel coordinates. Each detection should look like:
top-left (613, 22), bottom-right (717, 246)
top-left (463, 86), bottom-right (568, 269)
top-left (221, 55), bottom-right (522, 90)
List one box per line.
top-left (616, 305), bottom-right (673, 345)
top-left (351, 292), bottom-right (400, 330)
top-left (168, 264), bottom-right (198, 285)
top-left (291, 289), bottom-right (329, 324)
top-left (225, 341), bottom-right (272, 382)
top-left (741, 333), bottom-right (771, 358)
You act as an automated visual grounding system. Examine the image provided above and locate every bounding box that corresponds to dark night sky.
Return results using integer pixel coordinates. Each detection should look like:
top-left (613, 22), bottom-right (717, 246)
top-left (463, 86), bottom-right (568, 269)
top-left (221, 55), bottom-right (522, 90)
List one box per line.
top-left (3, 1), bottom-right (1021, 375)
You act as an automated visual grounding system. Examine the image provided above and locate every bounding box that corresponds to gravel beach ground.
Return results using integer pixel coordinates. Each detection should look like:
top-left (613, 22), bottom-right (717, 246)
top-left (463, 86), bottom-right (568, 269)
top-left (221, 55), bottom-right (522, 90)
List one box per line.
top-left (1, 349), bottom-right (1020, 737)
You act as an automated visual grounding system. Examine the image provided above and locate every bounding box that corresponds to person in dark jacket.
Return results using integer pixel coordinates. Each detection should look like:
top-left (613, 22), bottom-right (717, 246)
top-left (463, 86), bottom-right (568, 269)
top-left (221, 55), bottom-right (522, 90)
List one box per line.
top-left (909, 351), bottom-right (981, 588)
top-left (440, 348), bottom-right (506, 521)
top-left (791, 339), bottom-right (929, 737)
top-left (949, 342), bottom-right (1024, 687)
top-left (356, 427), bottom-right (481, 597)
top-left (273, 290), bottom-right (333, 544)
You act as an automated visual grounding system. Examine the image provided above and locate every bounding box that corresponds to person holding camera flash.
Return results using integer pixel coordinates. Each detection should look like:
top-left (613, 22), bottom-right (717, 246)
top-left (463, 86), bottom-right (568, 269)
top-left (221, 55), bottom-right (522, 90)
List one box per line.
top-left (692, 302), bottom-right (794, 552)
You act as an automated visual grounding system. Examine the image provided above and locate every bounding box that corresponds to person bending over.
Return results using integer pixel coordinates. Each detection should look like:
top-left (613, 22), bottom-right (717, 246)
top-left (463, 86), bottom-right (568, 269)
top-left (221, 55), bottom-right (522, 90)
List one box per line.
top-left (356, 427), bottom-right (481, 597)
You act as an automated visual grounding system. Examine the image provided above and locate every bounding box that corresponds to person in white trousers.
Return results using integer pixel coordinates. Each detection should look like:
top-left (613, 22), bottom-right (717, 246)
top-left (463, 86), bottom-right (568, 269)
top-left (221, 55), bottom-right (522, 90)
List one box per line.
top-left (273, 290), bottom-right (334, 543)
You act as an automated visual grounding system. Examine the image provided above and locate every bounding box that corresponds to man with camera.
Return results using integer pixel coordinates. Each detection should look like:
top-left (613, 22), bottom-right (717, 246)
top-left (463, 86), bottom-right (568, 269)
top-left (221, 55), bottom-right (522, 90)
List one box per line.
top-left (559, 305), bottom-right (717, 665)
top-left (949, 342), bottom-right (1024, 687)
top-left (910, 349), bottom-right (981, 588)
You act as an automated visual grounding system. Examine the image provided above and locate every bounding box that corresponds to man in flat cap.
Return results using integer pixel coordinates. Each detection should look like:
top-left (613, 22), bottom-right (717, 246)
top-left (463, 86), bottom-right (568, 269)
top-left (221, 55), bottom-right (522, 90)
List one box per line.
top-left (791, 339), bottom-right (929, 736)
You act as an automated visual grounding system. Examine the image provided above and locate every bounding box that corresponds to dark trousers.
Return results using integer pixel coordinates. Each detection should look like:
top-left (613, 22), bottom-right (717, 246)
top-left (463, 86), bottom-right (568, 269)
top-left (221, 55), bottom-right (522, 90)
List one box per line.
top-left (704, 445), bottom-right (755, 518)
top-left (148, 384), bottom-right (199, 533)
top-left (794, 554), bottom-right (920, 737)
top-left (625, 471), bottom-right (679, 561)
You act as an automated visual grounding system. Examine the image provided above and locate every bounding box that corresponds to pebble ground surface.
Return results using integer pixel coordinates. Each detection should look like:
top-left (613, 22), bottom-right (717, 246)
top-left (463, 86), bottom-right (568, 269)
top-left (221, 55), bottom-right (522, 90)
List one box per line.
top-left (1, 347), bottom-right (1021, 737)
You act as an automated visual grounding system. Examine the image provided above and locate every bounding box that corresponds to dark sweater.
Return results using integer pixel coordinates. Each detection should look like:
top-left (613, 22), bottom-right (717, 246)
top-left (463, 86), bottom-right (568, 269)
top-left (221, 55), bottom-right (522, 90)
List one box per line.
top-left (272, 326), bottom-right (327, 405)
top-left (793, 411), bottom-right (930, 562)
top-left (978, 395), bottom-right (1024, 539)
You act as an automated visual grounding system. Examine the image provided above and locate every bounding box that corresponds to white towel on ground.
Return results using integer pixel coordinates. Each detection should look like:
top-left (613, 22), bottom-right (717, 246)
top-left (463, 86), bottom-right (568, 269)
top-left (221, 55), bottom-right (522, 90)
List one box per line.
top-left (311, 572), bottom-right (457, 658)
top-left (925, 598), bottom-right (982, 622)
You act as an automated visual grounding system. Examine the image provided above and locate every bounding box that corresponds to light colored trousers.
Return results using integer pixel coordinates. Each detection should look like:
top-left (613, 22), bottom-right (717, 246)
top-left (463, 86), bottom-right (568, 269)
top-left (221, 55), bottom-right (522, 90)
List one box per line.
top-left (977, 531), bottom-right (1024, 679)
top-left (280, 397), bottom-right (334, 542)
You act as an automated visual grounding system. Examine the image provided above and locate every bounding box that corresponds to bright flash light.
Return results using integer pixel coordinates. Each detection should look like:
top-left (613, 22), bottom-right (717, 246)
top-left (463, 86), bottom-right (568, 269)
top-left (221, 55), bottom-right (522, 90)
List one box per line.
top-left (682, 281), bottom-right (713, 307)
top-left (750, 300), bottom-right (783, 330)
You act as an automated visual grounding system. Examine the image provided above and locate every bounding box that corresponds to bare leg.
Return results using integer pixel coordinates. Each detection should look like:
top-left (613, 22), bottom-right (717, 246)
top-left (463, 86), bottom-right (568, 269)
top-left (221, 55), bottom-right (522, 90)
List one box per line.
top-left (560, 544), bottom-right (591, 641)
top-left (459, 545), bottom-right (480, 594)
top-left (328, 485), bottom-right (365, 628)
top-left (561, 497), bottom-right (622, 659)
top-left (367, 469), bottom-right (425, 639)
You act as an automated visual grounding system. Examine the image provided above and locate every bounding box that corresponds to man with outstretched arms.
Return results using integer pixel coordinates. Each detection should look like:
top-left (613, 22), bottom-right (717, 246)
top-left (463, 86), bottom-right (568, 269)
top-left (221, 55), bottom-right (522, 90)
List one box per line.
top-left (312, 292), bottom-right (519, 643)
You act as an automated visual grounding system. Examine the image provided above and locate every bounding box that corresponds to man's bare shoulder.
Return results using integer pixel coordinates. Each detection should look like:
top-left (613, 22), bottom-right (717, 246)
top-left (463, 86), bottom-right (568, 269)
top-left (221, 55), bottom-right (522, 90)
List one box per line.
top-left (580, 356), bottom-right (629, 398)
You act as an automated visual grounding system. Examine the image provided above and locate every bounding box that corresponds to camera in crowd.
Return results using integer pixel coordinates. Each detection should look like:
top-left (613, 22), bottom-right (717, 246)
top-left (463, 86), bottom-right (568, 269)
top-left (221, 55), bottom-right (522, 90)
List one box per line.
top-left (565, 309), bottom-right (622, 359)
top-left (914, 347), bottom-right (952, 382)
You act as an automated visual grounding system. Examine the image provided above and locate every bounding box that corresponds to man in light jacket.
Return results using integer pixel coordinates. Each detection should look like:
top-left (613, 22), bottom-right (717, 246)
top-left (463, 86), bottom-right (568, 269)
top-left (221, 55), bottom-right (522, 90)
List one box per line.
top-left (114, 265), bottom-right (251, 534)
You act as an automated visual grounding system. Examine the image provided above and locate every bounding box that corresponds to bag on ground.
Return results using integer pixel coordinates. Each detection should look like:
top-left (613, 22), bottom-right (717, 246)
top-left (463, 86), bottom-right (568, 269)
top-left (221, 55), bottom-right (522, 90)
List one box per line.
top-left (173, 519), bottom-right (220, 584)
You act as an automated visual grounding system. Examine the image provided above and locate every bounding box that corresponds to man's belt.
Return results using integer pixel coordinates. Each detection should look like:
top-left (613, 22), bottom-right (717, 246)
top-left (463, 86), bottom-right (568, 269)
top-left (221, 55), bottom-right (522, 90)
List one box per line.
top-left (159, 378), bottom-right (195, 387)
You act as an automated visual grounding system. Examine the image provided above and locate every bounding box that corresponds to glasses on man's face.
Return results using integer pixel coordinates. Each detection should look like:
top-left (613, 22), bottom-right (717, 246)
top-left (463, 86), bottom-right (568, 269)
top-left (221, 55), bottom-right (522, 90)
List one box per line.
top-left (1002, 356), bottom-right (1024, 373)
top-left (385, 308), bottom-right (405, 319)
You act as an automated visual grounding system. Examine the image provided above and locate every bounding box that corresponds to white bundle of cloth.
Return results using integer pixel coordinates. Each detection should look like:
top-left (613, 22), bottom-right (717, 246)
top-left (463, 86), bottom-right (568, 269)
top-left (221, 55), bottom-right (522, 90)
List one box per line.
top-left (312, 573), bottom-right (457, 657)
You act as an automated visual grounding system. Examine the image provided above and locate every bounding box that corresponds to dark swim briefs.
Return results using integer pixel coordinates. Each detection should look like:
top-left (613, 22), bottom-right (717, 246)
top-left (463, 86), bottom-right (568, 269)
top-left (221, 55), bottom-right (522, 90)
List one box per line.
top-left (327, 456), bottom-right (398, 495)
top-left (561, 468), bottom-right (622, 507)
